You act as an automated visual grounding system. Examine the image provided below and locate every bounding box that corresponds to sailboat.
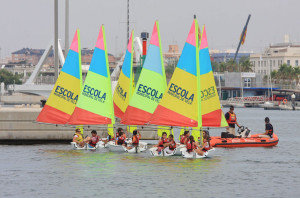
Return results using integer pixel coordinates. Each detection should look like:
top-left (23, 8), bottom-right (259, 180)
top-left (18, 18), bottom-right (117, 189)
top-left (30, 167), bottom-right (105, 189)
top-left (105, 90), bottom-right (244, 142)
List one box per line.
top-left (199, 25), bottom-right (228, 128)
top-left (68, 25), bottom-right (115, 149)
top-left (36, 30), bottom-right (82, 124)
top-left (113, 31), bottom-right (135, 118)
top-left (110, 30), bottom-right (148, 152)
top-left (149, 19), bottom-right (211, 158)
top-left (121, 21), bottom-right (167, 125)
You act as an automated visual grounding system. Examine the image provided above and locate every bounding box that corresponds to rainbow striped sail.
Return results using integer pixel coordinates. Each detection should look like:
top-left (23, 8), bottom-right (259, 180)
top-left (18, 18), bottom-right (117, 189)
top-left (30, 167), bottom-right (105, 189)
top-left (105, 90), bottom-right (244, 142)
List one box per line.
top-left (113, 31), bottom-right (134, 118)
top-left (68, 25), bottom-right (114, 125)
top-left (36, 30), bottom-right (82, 124)
top-left (121, 21), bottom-right (166, 125)
top-left (150, 19), bottom-right (201, 127)
top-left (199, 25), bottom-right (228, 127)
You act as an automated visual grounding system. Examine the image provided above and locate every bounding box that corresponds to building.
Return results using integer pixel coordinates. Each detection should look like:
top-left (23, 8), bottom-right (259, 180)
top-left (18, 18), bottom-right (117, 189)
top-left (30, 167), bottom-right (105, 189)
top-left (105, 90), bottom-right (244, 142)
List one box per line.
top-left (163, 45), bottom-right (181, 66)
top-left (250, 40), bottom-right (300, 75)
top-left (210, 49), bottom-right (251, 63)
top-left (10, 48), bottom-right (116, 68)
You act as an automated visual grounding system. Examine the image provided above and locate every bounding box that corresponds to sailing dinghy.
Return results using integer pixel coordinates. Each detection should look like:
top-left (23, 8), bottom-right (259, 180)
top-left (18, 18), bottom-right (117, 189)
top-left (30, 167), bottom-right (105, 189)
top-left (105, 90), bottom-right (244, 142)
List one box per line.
top-left (110, 30), bottom-right (147, 152)
top-left (68, 25), bottom-right (115, 149)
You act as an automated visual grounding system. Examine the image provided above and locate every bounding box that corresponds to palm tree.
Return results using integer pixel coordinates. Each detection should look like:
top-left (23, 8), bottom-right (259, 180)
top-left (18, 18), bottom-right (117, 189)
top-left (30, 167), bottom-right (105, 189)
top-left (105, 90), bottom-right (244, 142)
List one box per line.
top-left (239, 57), bottom-right (253, 72)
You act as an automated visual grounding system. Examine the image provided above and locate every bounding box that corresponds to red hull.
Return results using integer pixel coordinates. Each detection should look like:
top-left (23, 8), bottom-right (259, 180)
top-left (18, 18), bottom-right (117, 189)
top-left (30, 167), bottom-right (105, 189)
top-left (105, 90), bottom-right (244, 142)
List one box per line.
top-left (210, 134), bottom-right (279, 148)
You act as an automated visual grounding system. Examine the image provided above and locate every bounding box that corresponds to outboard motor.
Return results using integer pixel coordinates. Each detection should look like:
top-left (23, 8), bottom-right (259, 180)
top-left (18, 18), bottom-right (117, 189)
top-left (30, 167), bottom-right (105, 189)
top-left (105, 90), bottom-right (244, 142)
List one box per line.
top-left (237, 126), bottom-right (251, 138)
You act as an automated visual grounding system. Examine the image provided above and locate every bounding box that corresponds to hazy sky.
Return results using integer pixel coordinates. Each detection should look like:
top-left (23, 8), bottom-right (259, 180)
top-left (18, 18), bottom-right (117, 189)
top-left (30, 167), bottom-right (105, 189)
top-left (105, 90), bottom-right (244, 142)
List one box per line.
top-left (1, 0), bottom-right (300, 58)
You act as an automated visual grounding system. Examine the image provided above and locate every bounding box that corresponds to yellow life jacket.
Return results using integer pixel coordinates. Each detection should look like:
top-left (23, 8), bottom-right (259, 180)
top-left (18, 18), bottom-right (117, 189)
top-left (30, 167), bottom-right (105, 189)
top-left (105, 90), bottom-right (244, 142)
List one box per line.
top-left (74, 133), bottom-right (83, 142)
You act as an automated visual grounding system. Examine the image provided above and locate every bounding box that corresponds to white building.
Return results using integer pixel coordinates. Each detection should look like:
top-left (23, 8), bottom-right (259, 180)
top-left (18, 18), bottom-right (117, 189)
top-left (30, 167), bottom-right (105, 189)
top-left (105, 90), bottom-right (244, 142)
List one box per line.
top-left (250, 40), bottom-right (300, 75)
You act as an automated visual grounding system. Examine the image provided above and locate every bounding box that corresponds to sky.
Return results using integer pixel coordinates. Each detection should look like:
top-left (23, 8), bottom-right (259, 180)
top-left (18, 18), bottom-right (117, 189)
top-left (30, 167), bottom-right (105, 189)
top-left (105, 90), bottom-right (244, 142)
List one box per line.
top-left (1, 0), bottom-right (300, 58)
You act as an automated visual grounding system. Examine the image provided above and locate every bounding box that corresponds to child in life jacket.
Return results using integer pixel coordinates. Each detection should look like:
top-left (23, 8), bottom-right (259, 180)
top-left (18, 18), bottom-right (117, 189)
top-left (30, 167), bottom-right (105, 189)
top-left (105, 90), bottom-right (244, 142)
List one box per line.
top-left (180, 130), bottom-right (190, 145)
top-left (153, 132), bottom-right (169, 154)
top-left (194, 130), bottom-right (211, 156)
top-left (164, 134), bottom-right (176, 154)
top-left (86, 130), bottom-right (100, 148)
top-left (116, 131), bottom-right (127, 146)
top-left (186, 136), bottom-right (197, 153)
top-left (124, 130), bottom-right (141, 150)
top-left (72, 128), bottom-right (85, 147)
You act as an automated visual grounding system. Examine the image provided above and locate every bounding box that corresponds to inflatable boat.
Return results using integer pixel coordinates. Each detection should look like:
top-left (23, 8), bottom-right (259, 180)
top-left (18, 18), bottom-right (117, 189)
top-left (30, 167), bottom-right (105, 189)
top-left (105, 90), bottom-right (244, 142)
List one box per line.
top-left (210, 133), bottom-right (279, 148)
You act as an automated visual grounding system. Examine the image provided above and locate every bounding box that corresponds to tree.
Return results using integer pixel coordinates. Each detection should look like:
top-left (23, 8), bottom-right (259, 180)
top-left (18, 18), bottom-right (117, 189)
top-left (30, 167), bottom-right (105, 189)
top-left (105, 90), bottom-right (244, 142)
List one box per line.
top-left (0, 69), bottom-right (22, 85)
top-left (239, 56), bottom-right (253, 72)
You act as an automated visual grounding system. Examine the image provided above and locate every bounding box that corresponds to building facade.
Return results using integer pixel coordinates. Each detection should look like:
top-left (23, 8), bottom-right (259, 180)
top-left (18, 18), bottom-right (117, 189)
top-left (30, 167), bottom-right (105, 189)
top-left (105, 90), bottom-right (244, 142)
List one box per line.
top-left (250, 43), bottom-right (300, 74)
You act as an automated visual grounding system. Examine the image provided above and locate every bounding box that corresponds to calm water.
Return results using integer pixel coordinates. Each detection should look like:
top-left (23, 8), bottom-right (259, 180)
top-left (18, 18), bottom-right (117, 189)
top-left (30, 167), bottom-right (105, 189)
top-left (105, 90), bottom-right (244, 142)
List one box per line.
top-left (1, 108), bottom-right (300, 198)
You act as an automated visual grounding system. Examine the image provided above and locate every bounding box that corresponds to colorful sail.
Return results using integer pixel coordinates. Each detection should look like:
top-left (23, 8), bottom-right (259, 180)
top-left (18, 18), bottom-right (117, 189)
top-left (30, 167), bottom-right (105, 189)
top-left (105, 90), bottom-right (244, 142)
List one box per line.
top-left (199, 25), bottom-right (228, 127)
top-left (68, 25), bottom-right (114, 125)
top-left (36, 30), bottom-right (82, 124)
top-left (113, 31), bottom-right (134, 118)
top-left (157, 126), bottom-right (173, 137)
top-left (121, 21), bottom-right (166, 125)
top-left (150, 19), bottom-right (201, 127)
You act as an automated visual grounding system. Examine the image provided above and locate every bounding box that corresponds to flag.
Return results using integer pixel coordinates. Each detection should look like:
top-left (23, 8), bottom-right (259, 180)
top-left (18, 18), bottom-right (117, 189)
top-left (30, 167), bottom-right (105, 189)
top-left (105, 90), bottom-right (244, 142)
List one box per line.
top-left (240, 27), bottom-right (247, 45)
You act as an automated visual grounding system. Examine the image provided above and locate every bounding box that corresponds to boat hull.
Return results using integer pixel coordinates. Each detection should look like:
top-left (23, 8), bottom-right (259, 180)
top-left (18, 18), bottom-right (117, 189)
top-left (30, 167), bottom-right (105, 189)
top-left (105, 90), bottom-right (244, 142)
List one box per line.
top-left (210, 134), bottom-right (279, 148)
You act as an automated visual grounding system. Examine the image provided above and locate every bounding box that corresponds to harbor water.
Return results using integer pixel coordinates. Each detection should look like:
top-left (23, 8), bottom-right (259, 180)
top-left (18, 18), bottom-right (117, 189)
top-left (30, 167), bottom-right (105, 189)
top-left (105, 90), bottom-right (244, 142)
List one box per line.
top-left (1, 108), bottom-right (299, 198)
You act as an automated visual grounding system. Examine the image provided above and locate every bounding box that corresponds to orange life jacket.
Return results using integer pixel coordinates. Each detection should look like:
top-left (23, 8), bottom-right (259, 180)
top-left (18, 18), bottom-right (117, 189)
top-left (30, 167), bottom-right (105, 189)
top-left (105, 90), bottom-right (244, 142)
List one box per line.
top-left (158, 138), bottom-right (169, 147)
top-left (117, 135), bottom-right (125, 144)
top-left (89, 136), bottom-right (100, 147)
top-left (186, 141), bottom-right (196, 152)
top-left (132, 135), bottom-right (140, 144)
top-left (180, 136), bottom-right (187, 144)
top-left (169, 140), bottom-right (176, 150)
top-left (227, 112), bottom-right (237, 124)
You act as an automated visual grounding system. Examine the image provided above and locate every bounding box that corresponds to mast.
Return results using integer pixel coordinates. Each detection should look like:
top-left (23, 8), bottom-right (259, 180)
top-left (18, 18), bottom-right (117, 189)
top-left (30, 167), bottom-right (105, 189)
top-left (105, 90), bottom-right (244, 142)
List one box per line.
top-left (65, 0), bottom-right (69, 57)
top-left (54, 0), bottom-right (59, 81)
top-left (127, 0), bottom-right (130, 44)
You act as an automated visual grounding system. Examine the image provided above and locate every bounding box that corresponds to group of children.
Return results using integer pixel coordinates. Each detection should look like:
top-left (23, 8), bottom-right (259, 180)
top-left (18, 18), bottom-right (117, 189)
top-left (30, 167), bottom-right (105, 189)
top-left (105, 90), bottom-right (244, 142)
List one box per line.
top-left (72, 127), bottom-right (141, 150)
top-left (73, 127), bottom-right (212, 156)
top-left (180, 130), bottom-right (212, 156)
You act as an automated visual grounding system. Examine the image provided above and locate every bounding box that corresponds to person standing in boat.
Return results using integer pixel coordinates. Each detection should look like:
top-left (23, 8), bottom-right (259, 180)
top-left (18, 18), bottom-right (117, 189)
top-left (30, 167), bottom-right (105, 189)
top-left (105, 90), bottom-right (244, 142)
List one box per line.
top-left (257, 117), bottom-right (273, 138)
top-left (291, 93), bottom-right (296, 110)
top-left (225, 106), bottom-right (241, 136)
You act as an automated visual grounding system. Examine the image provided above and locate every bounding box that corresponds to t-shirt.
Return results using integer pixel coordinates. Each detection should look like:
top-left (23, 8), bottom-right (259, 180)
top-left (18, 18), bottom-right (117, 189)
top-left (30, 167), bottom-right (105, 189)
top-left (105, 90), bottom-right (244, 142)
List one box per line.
top-left (225, 112), bottom-right (236, 128)
top-left (265, 123), bottom-right (273, 137)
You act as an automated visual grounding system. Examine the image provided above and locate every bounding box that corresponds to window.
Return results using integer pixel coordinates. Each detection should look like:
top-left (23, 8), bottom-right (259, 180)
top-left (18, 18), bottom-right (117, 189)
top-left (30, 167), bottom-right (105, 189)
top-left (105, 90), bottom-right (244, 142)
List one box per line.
top-left (270, 60), bottom-right (272, 67)
top-left (296, 60), bottom-right (298, 66)
top-left (287, 60), bottom-right (290, 66)
top-left (258, 61), bottom-right (260, 67)
top-left (244, 78), bottom-right (251, 88)
top-left (278, 60), bottom-right (281, 66)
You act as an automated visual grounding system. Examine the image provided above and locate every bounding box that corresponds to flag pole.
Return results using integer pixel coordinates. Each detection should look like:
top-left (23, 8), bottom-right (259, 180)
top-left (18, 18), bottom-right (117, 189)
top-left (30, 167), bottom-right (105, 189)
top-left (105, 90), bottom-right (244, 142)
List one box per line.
top-left (233, 14), bottom-right (251, 64)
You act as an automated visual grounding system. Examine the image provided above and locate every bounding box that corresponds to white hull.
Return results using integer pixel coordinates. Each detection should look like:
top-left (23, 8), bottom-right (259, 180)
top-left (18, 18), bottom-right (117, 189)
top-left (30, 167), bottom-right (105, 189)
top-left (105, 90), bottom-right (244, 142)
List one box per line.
top-left (107, 141), bottom-right (148, 153)
top-left (258, 102), bottom-right (274, 108)
top-left (70, 141), bottom-right (107, 150)
top-left (149, 147), bottom-right (177, 156)
top-left (181, 147), bottom-right (215, 159)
